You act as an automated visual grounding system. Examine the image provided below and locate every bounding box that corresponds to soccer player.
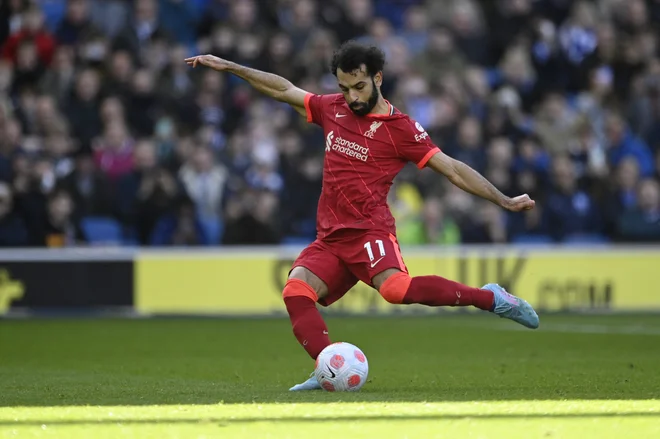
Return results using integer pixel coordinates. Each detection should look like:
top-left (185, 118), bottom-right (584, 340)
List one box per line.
top-left (186, 42), bottom-right (539, 391)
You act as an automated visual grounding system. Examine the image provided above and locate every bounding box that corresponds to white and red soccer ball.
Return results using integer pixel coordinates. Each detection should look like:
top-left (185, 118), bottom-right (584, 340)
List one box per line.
top-left (314, 342), bottom-right (369, 392)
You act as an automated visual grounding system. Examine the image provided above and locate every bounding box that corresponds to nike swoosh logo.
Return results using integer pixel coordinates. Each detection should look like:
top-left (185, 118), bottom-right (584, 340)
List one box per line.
top-left (370, 257), bottom-right (385, 268)
top-left (336, 113), bottom-right (346, 118)
top-left (326, 365), bottom-right (336, 378)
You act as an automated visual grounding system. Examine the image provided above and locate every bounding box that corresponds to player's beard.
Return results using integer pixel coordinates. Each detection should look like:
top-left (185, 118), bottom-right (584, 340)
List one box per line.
top-left (349, 79), bottom-right (380, 116)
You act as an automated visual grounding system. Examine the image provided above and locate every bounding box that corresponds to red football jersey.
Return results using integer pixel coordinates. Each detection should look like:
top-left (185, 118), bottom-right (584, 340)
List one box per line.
top-left (304, 93), bottom-right (441, 239)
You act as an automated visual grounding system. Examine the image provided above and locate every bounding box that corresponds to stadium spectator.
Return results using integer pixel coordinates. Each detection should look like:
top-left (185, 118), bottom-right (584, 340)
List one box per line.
top-left (57, 149), bottom-right (114, 218)
top-left (38, 45), bottom-right (75, 104)
top-left (116, 139), bottom-right (156, 240)
top-left (134, 165), bottom-right (182, 245)
top-left (150, 197), bottom-right (207, 246)
top-left (446, 1), bottom-right (489, 66)
top-left (448, 116), bottom-right (486, 173)
top-left (127, 68), bottom-right (159, 137)
top-left (605, 112), bottom-right (655, 177)
top-left (2, 6), bottom-right (55, 66)
top-left (460, 200), bottom-right (508, 243)
top-left (0, 182), bottom-right (29, 247)
top-left (0, 117), bottom-right (21, 182)
top-left (65, 68), bottom-right (102, 149)
top-left (92, 121), bottom-right (134, 182)
top-left (222, 190), bottom-right (281, 245)
top-left (41, 188), bottom-right (86, 247)
top-left (11, 39), bottom-right (46, 94)
top-left (414, 25), bottom-right (466, 86)
top-left (617, 178), bottom-right (660, 241)
top-left (113, 0), bottom-right (168, 61)
top-left (55, 0), bottom-right (97, 47)
top-left (103, 50), bottom-right (134, 101)
top-left (179, 145), bottom-right (227, 243)
top-left (545, 154), bottom-right (602, 241)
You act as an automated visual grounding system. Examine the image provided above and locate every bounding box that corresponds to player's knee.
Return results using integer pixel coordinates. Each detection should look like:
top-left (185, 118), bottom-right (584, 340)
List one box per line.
top-left (378, 272), bottom-right (412, 304)
top-left (287, 266), bottom-right (329, 301)
top-left (282, 278), bottom-right (319, 303)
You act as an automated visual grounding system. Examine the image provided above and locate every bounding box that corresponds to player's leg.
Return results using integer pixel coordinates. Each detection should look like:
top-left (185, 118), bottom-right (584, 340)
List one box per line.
top-left (372, 268), bottom-right (495, 311)
top-left (284, 266), bottom-right (328, 392)
top-left (373, 267), bottom-right (539, 328)
top-left (284, 266), bottom-right (331, 360)
top-left (284, 241), bottom-right (358, 391)
top-left (350, 233), bottom-right (539, 328)
top-left (284, 243), bottom-right (357, 358)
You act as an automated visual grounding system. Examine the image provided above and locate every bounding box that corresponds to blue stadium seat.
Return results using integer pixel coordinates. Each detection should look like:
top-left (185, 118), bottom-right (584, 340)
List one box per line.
top-left (511, 234), bottom-right (553, 245)
top-left (81, 217), bottom-right (123, 245)
top-left (281, 236), bottom-right (313, 245)
top-left (40, 1), bottom-right (67, 31)
top-left (563, 233), bottom-right (610, 245)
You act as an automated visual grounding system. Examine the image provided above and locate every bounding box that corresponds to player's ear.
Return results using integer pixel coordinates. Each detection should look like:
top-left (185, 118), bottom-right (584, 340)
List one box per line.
top-left (373, 72), bottom-right (383, 88)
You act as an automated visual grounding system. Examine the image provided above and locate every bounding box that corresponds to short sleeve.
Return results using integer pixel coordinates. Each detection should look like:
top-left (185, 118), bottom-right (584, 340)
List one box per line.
top-left (304, 93), bottom-right (325, 126)
top-left (305, 93), bottom-right (344, 126)
top-left (395, 118), bottom-right (441, 169)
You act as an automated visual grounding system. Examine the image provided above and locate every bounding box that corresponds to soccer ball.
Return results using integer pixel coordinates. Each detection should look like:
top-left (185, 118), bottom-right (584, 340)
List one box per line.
top-left (314, 342), bottom-right (369, 392)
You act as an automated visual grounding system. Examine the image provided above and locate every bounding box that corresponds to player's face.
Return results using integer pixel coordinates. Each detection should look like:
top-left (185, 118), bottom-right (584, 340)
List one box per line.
top-left (337, 66), bottom-right (382, 116)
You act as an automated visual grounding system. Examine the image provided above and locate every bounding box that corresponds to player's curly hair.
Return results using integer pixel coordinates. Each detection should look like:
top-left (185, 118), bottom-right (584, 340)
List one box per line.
top-left (330, 41), bottom-right (386, 78)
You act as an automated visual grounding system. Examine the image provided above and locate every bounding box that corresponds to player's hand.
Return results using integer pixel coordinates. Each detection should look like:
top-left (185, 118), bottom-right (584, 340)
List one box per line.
top-left (503, 194), bottom-right (535, 212)
top-left (184, 54), bottom-right (232, 71)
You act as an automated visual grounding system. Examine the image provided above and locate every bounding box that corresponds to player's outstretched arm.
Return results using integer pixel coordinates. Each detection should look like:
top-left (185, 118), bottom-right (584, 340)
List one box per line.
top-left (426, 151), bottom-right (535, 212)
top-left (185, 54), bottom-right (308, 117)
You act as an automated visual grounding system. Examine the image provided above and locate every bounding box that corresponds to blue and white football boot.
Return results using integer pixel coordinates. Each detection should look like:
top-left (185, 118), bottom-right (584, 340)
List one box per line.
top-left (289, 372), bottom-right (321, 391)
top-left (482, 283), bottom-right (540, 329)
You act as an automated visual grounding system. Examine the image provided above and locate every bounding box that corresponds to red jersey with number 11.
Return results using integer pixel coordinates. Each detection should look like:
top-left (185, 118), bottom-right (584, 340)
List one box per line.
top-left (304, 93), bottom-right (440, 240)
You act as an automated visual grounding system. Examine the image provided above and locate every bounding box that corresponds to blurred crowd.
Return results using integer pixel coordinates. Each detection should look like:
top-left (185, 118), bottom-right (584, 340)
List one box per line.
top-left (0, 0), bottom-right (659, 247)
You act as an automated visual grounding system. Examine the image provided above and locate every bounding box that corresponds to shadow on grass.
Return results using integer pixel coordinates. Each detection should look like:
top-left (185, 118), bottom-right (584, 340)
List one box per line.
top-left (1, 412), bottom-right (659, 427)
top-left (1, 386), bottom-right (659, 407)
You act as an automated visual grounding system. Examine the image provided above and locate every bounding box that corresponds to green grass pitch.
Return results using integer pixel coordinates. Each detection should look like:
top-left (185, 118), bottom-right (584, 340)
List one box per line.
top-left (1, 314), bottom-right (659, 438)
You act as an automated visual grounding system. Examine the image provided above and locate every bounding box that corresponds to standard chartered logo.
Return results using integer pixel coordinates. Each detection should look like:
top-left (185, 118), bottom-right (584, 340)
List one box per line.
top-left (324, 130), bottom-right (369, 162)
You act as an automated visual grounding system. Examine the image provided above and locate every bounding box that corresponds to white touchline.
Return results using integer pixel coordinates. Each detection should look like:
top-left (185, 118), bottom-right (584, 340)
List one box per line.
top-left (476, 322), bottom-right (660, 336)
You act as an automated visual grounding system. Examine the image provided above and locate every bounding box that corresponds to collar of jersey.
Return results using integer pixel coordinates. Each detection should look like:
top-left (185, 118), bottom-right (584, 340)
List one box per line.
top-left (366, 100), bottom-right (394, 118)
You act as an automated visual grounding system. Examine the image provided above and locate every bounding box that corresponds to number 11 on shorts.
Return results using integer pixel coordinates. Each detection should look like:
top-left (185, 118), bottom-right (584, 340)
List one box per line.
top-left (364, 240), bottom-right (386, 262)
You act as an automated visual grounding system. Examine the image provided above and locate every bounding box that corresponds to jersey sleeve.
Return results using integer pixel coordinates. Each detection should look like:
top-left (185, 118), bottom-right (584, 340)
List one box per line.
top-left (395, 118), bottom-right (441, 169)
top-left (304, 93), bottom-right (334, 126)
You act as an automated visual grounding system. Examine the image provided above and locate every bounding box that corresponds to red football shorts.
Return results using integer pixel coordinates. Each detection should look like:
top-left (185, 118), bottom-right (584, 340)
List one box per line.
top-left (290, 229), bottom-right (408, 306)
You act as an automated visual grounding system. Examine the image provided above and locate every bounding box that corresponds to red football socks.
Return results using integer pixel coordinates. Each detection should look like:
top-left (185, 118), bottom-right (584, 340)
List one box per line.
top-left (283, 279), bottom-right (331, 359)
top-left (403, 275), bottom-right (495, 311)
top-left (283, 275), bottom-right (494, 360)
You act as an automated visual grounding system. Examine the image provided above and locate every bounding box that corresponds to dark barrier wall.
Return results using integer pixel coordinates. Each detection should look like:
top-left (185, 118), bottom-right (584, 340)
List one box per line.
top-left (0, 261), bottom-right (133, 311)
